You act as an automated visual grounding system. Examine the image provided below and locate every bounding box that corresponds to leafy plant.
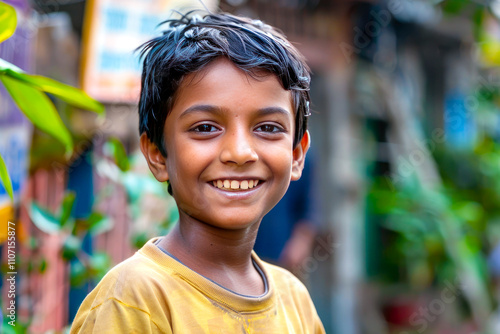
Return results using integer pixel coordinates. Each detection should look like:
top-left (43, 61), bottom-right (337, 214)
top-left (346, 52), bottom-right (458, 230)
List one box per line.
top-left (369, 173), bottom-right (493, 325)
top-left (27, 191), bottom-right (113, 286)
top-left (368, 71), bottom-right (500, 325)
top-left (0, 154), bottom-right (13, 200)
top-left (95, 152), bottom-right (178, 248)
top-left (2, 315), bottom-right (30, 334)
top-left (105, 137), bottom-right (130, 172)
top-left (0, 1), bottom-right (104, 201)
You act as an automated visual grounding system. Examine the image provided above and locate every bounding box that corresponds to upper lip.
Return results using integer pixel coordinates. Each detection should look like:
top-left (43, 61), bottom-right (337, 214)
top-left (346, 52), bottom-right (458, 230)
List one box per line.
top-left (208, 176), bottom-right (263, 181)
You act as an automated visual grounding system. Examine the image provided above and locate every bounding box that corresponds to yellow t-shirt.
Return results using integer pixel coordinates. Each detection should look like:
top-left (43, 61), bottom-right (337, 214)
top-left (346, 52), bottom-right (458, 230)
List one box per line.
top-left (70, 238), bottom-right (325, 333)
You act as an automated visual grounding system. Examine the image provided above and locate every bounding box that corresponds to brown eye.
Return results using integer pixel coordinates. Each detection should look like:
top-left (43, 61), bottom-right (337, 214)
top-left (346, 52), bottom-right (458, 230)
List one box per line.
top-left (193, 124), bottom-right (218, 132)
top-left (256, 124), bottom-right (284, 133)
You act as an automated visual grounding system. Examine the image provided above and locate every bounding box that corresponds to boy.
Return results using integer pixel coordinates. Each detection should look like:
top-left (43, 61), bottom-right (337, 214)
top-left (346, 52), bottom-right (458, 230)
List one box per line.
top-left (71, 11), bottom-right (325, 333)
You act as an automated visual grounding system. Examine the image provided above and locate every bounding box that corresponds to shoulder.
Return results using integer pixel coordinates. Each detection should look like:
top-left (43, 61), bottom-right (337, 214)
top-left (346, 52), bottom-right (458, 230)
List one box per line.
top-left (71, 251), bottom-right (174, 333)
top-left (86, 250), bottom-right (176, 309)
top-left (260, 261), bottom-right (325, 333)
top-left (261, 261), bottom-right (310, 297)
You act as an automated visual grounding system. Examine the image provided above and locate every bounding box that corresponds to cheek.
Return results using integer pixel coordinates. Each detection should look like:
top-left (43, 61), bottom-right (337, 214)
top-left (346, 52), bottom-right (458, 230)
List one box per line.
top-left (262, 145), bottom-right (294, 177)
top-left (166, 139), bottom-right (213, 182)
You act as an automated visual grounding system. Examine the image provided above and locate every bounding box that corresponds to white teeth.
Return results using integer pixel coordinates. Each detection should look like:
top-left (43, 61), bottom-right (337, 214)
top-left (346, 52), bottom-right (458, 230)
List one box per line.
top-left (212, 179), bottom-right (260, 190)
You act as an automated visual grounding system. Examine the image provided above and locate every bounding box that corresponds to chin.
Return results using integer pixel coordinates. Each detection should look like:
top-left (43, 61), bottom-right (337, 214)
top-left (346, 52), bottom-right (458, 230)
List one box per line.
top-left (204, 213), bottom-right (263, 230)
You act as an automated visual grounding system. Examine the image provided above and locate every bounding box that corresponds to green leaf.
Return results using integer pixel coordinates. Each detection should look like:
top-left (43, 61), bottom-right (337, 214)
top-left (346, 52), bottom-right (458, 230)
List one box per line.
top-left (0, 73), bottom-right (74, 154)
top-left (122, 173), bottom-right (166, 202)
top-left (106, 137), bottom-right (130, 172)
top-left (454, 201), bottom-right (484, 225)
top-left (59, 192), bottom-right (76, 227)
top-left (132, 231), bottom-right (149, 249)
top-left (61, 235), bottom-right (81, 260)
top-left (472, 7), bottom-right (485, 40)
top-left (69, 258), bottom-right (87, 287)
top-left (29, 202), bottom-right (61, 234)
top-left (0, 58), bottom-right (23, 72)
top-left (88, 252), bottom-right (111, 280)
top-left (0, 60), bottom-right (105, 114)
top-left (441, 0), bottom-right (468, 15)
top-left (7, 71), bottom-right (105, 114)
top-left (87, 212), bottom-right (112, 235)
top-left (0, 153), bottom-right (13, 201)
top-left (39, 258), bottom-right (48, 273)
top-left (2, 319), bottom-right (17, 334)
top-left (0, 2), bottom-right (17, 44)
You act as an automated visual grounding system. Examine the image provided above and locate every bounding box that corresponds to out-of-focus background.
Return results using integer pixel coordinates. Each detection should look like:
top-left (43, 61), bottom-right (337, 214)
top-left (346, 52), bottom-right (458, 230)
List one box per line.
top-left (1, 0), bottom-right (500, 333)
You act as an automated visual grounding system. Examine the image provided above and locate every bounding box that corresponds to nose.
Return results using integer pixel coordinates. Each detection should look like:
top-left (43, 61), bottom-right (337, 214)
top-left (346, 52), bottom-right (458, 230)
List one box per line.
top-left (219, 127), bottom-right (258, 165)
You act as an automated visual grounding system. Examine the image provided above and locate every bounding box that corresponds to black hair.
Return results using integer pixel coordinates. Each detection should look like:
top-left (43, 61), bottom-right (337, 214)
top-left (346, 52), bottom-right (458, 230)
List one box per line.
top-left (138, 11), bottom-right (311, 157)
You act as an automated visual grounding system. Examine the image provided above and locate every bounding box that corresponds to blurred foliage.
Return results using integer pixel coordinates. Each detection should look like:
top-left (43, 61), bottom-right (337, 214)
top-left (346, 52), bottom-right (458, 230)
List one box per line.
top-left (0, 1), bottom-right (16, 44)
top-left (369, 176), bottom-right (490, 286)
top-left (19, 141), bottom-right (178, 294)
top-left (27, 191), bottom-right (113, 286)
top-left (441, 0), bottom-right (469, 16)
top-left (2, 316), bottom-right (30, 334)
top-left (0, 57), bottom-right (104, 155)
top-left (439, 0), bottom-right (500, 66)
top-left (367, 55), bottom-right (500, 326)
top-left (0, 5), bottom-right (109, 328)
top-left (0, 1), bottom-right (104, 200)
top-left (360, 2), bottom-right (500, 329)
top-left (104, 137), bottom-right (130, 172)
top-left (0, 154), bottom-right (13, 200)
top-left (70, 252), bottom-right (111, 287)
top-left (95, 152), bottom-right (178, 249)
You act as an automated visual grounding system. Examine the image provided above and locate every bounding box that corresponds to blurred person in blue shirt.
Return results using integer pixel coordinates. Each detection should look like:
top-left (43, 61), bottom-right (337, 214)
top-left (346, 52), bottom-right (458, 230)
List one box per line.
top-left (254, 151), bottom-right (321, 275)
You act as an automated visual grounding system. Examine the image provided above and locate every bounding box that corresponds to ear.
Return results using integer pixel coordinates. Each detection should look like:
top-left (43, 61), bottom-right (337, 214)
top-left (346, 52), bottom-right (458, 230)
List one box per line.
top-left (291, 130), bottom-right (310, 181)
top-left (140, 133), bottom-right (169, 182)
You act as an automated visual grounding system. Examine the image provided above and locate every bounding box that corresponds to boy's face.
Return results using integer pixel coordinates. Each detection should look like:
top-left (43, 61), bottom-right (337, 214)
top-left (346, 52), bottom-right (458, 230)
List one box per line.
top-left (141, 57), bottom-right (309, 230)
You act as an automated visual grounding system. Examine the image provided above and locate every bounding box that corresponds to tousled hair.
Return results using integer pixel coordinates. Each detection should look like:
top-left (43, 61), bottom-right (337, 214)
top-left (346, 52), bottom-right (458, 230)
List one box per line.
top-left (138, 11), bottom-right (311, 157)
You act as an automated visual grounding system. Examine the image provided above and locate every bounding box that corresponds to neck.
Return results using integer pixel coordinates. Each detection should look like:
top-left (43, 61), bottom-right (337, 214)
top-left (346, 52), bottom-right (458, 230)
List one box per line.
top-left (158, 211), bottom-right (264, 295)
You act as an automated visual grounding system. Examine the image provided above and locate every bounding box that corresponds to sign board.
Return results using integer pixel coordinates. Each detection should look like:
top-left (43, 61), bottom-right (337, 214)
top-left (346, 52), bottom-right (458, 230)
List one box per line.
top-left (81, 0), bottom-right (218, 103)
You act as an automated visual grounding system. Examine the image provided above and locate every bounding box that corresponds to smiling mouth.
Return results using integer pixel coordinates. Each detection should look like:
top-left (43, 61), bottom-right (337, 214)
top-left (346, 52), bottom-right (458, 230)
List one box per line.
top-left (211, 179), bottom-right (261, 191)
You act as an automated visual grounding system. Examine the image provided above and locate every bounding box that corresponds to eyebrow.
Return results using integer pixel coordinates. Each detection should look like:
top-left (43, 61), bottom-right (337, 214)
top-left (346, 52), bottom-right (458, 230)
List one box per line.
top-left (179, 104), bottom-right (292, 118)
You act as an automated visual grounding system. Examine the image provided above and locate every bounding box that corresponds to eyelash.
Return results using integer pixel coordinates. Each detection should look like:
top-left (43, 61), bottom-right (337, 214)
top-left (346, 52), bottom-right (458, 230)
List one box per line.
top-left (191, 124), bottom-right (220, 133)
top-left (255, 124), bottom-right (285, 133)
top-left (188, 123), bottom-right (286, 135)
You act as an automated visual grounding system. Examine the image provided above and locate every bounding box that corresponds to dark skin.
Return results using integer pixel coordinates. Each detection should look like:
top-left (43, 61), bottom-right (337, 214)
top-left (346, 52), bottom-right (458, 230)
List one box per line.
top-left (158, 212), bottom-right (264, 295)
top-left (140, 58), bottom-right (310, 296)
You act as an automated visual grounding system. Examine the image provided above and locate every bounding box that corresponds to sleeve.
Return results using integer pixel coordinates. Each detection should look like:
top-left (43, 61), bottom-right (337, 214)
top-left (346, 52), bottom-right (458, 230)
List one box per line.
top-left (314, 312), bottom-right (326, 334)
top-left (290, 274), bottom-right (326, 334)
top-left (305, 291), bottom-right (326, 334)
top-left (70, 298), bottom-right (171, 334)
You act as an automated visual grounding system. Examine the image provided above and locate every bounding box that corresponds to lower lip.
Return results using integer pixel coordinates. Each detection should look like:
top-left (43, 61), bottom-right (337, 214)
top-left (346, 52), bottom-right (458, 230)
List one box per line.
top-left (209, 182), bottom-right (263, 200)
